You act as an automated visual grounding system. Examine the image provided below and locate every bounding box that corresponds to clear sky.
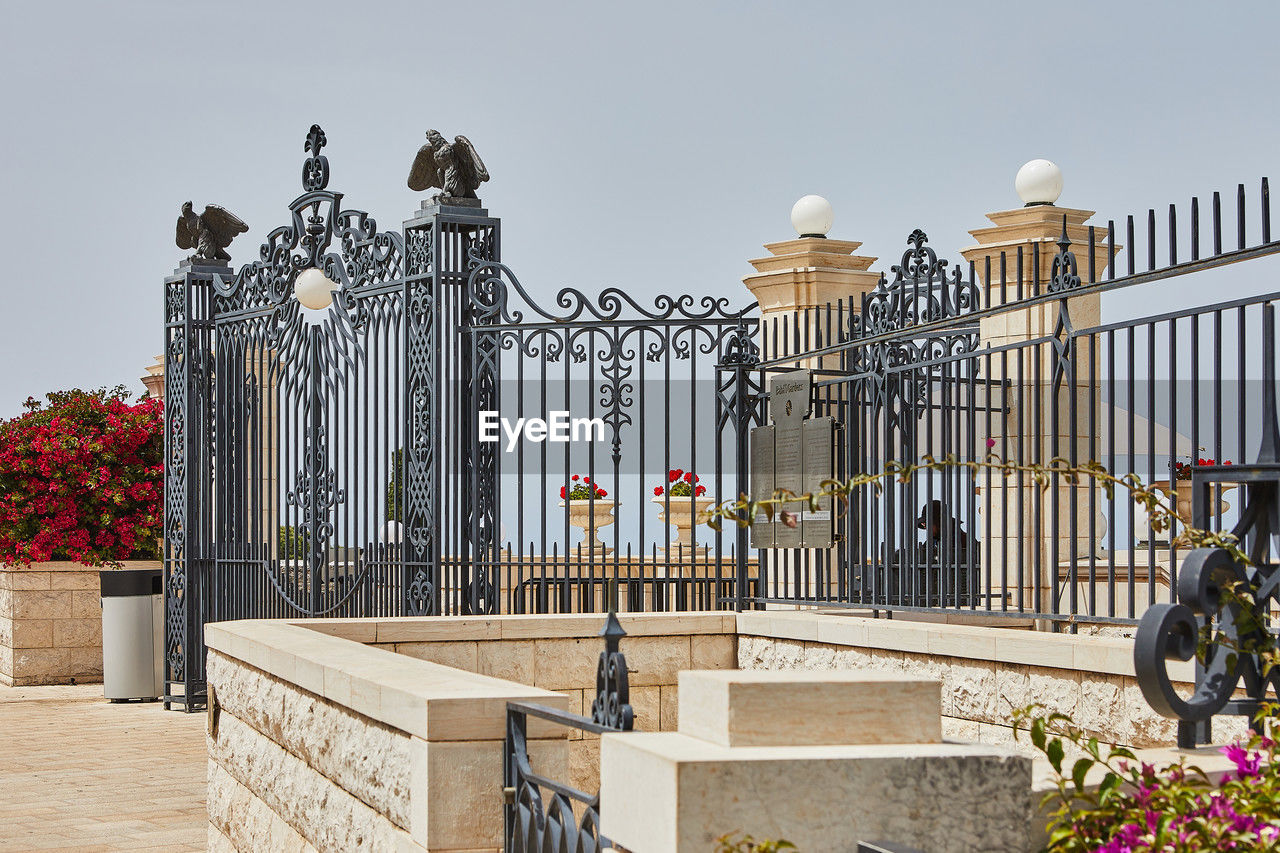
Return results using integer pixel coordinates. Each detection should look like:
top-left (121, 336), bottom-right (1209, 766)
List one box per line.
top-left (1, 0), bottom-right (1278, 418)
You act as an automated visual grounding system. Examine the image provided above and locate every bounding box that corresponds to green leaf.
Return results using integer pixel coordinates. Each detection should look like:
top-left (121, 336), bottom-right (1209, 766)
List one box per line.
top-left (1047, 738), bottom-right (1064, 773)
top-left (1097, 771), bottom-right (1122, 802)
top-left (1048, 824), bottom-right (1075, 841)
top-left (1031, 717), bottom-right (1047, 752)
top-left (1071, 757), bottom-right (1093, 793)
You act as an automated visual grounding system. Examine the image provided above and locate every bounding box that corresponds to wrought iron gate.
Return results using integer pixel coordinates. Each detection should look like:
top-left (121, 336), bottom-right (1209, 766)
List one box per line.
top-left (163, 125), bottom-right (759, 708)
top-left (462, 260), bottom-right (760, 615)
top-left (164, 126), bottom-right (496, 706)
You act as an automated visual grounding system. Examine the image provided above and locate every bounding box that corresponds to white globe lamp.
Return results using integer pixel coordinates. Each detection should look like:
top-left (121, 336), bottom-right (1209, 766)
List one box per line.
top-left (1015, 159), bottom-right (1063, 207)
top-left (294, 267), bottom-right (337, 310)
top-left (790, 195), bottom-right (833, 238)
top-left (380, 520), bottom-right (404, 546)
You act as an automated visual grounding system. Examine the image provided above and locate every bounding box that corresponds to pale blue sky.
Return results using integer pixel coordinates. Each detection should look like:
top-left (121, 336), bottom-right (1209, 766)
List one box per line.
top-left (1, 0), bottom-right (1278, 417)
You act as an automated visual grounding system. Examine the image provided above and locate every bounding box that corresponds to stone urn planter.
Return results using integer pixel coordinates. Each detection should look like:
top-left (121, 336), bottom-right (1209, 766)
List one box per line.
top-left (0, 560), bottom-right (162, 687)
top-left (559, 500), bottom-right (618, 555)
top-left (651, 495), bottom-right (716, 553)
top-left (1153, 479), bottom-right (1235, 526)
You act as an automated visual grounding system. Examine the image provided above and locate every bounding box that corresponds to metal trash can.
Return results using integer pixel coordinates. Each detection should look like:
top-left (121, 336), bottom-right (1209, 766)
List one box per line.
top-left (99, 568), bottom-right (163, 701)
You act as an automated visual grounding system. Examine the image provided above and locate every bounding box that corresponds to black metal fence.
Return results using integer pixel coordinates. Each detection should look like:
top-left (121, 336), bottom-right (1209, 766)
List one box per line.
top-left (503, 612), bottom-right (635, 852)
top-left (162, 126), bottom-right (758, 708)
top-left (164, 123), bottom-right (1280, 714)
top-left (743, 180), bottom-right (1280, 630)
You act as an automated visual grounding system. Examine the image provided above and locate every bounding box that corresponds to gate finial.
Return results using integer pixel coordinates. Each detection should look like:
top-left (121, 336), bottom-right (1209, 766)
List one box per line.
top-left (303, 124), bottom-right (329, 191)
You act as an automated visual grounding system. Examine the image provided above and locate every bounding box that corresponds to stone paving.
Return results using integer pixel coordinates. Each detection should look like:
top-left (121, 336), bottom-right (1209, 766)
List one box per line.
top-left (0, 683), bottom-right (207, 851)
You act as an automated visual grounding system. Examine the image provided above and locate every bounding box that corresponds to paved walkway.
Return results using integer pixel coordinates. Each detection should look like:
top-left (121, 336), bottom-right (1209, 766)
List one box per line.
top-left (0, 684), bottom-right (207, 852)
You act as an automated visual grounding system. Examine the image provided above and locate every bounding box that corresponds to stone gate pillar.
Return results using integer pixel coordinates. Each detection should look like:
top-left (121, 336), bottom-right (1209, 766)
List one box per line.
top-left (141, 355), bottom-right (165, 402)
top-left (959, 161), bottom-right (1119, 619)
top-left (741, 198), bottom-right (881, 603)
top-left (742, 196), bottom-right (880, 365)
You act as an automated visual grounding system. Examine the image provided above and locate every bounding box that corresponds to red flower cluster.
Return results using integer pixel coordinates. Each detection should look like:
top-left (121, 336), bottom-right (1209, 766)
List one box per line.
top-left (0, 388), bottom-right (163, 567)
top-left (1174, 457), bottom-right (1231, 480)
top-left (562, 473), bottom-right (607, 501)
top-left (656, 469), bottom-right (707, 498)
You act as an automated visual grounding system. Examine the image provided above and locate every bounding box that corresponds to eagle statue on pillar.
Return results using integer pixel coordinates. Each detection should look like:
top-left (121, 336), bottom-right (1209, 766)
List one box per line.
top-left (175, 202), bottom-right (249, 263)
top-left (407, 130), bottom-right (489, 200)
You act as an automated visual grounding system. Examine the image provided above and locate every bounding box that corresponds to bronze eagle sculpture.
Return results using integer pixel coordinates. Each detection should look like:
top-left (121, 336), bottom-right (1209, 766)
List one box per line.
top-left (176, 201), bottom-right (248, 263)
top-left (407, 131), bottom-right (489, 200)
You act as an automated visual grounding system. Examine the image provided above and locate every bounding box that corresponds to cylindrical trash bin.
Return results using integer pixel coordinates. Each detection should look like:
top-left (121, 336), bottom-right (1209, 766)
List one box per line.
top-left (100, 568), bottom-right (164, 701)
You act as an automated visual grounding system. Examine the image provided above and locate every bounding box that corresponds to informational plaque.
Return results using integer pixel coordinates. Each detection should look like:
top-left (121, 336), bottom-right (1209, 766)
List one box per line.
top-left (749, 425), bottom-right (776, 548)
top-left (748, 370), bottom-right (837, 550)
top-left (800, 417), bottom-right (834, 547)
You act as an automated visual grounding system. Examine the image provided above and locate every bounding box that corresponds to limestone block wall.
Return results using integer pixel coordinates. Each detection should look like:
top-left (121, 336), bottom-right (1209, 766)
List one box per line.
top-left (313, 611), bottom-right (740, 793)
top-left (736, 611), bottom-right (1248, 752)
top-left (204, 619), bottom-right (572, 853)
top-left (0, 561), bottom-right (158, 686)
top-left (206, 651), bottom-right (403, 852)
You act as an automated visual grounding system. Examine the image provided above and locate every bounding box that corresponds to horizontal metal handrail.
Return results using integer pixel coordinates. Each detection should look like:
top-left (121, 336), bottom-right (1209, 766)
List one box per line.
top-left (506, 700), bottom-right (626, 737)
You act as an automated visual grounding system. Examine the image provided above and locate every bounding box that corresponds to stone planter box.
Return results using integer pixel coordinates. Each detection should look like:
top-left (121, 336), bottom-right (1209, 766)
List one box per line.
top-left (0, 560), bottom-right (161, 687)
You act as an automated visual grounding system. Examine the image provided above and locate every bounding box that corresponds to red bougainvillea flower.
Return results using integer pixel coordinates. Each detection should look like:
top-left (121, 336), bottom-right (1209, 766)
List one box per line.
top-left (0, 387), bottom-right (163, 567)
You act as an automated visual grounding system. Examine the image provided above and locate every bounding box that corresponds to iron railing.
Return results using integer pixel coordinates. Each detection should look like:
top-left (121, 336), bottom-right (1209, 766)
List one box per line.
top-left (503, 611), bottom-right (635, 852)
top-left (1135, 304), bottom-right (1280, 746)
top-left (163, 124), bottom-right (759, 708)
top-left (165, 124), bottom-right (1280, 714)
top-left (740, 179), bottom-right (1280, 629)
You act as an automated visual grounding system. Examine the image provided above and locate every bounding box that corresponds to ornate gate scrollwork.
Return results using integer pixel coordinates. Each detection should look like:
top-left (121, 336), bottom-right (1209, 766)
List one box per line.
top-left (1135, 304), bottom-right (1280, 746)
top-left (1135, 538), bottom-right (1278, 743)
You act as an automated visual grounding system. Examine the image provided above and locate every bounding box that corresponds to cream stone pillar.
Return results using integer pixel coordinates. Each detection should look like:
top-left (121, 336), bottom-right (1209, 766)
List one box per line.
top-left (959, 161), bottom-right (1120, 618)
top-left (743, 196), bottom-right (881, 365)
top-left (140, 355), bottom-right (165, 402)
top-left (252, 350), bottom-right (280, 559)
top-left (741, 199), bottom-right (881, 600)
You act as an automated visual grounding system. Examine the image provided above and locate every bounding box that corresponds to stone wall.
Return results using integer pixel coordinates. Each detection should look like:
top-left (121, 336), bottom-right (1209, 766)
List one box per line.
top-left (737, 611), bottom-right (1248, 752)
top-left (206, 651), bottom-right (411, 851)
top-left (204, 619), bottom-right (571, 852)
top-left (204, 610), bottom-right (1250, 851)
top-left (0, 561), bottom-right (158, 686)
top-left (330, 611), bottom-right (739, 792)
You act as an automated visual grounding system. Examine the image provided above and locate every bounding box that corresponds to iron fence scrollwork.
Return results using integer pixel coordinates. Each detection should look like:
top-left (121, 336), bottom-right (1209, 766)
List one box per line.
top-left (504, 612), bottom-right (636, 852)
top-left (1135, 303), bottom-right (1280, 747)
